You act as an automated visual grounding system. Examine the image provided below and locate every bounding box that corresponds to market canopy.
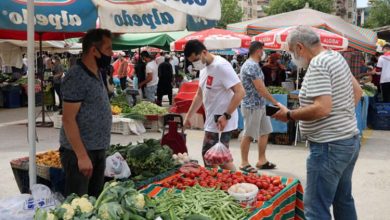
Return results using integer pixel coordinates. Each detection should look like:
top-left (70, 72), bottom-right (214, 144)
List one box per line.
top-left (227, 7), bottom-right (377, 54)
top-left (172, 28), bottom-right (252, 51)
top-left (0, 0), bottom-right (220, 40)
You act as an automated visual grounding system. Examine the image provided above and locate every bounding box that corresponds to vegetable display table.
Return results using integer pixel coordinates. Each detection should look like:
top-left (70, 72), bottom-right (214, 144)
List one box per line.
top-left (141, 172), bottom-right (305, 220)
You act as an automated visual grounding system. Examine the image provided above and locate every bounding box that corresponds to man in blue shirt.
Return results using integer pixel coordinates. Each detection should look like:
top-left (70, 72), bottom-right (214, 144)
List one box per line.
top-left (239, 41), bottom-right (278, 173)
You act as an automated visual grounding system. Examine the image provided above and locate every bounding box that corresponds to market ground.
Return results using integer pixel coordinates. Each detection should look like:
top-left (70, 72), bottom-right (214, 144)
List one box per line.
top-left (0, 107), bottom-right (389, 219)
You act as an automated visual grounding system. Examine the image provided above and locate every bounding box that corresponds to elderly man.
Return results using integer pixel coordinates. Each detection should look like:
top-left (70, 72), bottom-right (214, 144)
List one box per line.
top-left (273, 26), bottom-right (363, 220)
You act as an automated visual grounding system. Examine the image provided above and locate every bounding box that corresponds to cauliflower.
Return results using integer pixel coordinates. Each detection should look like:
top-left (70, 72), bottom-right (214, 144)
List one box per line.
top-left (70, 197), bottom-right (94, 213)
top-left (61, 203), bottom-right (75, 220)
top-left (98, 202), bottom-right (123, 220)
top-left (47, 213), bottom-right (57, 220)
top-left (134, 194), bottom-right (145, 210)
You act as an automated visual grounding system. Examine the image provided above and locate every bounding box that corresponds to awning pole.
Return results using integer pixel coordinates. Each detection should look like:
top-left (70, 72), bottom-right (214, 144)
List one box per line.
top-left (27, 0), bottom-right (37, 188)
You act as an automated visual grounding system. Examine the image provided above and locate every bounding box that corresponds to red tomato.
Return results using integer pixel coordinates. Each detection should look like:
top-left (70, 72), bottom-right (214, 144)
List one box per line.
top-left (272, 179), bottom-right (281, 186)
top-left (261, 182), bottom-right (270, 190)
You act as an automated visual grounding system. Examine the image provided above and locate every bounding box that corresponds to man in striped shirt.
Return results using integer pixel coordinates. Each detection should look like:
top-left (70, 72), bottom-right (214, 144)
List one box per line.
top-left (273, 26), bottom-right (363, 220)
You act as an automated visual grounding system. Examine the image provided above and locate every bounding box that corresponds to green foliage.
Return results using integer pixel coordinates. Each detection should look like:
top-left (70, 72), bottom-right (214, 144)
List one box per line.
top-left (264, 0), bottom-right (334, 15)
top-left (365, 0), bottom-right (390, 28)
top-left (217, 0), bottom-right (244, 28)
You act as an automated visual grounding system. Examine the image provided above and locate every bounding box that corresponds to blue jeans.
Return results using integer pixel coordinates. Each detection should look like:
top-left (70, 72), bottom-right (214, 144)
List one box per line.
top-left (304, 135), bottom-right (360, 220)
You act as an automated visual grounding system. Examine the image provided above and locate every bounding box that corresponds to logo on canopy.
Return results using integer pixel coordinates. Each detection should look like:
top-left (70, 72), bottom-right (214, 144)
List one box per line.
top-left (13, 0), bottom-right (75, 6)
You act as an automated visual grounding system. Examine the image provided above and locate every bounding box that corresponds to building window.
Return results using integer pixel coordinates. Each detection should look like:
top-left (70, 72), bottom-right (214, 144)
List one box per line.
top-left (348, 0), bottom-right (353, 7)
top-left (348, 12), bottom-right (352, 19)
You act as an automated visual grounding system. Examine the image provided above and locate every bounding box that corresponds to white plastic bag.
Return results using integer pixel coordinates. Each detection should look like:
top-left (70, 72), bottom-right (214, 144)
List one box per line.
top-left (0, 184), bottom-right (59, 220)
top-left (104, 152), bottom-right (131, 179)
top-left (204, 133), bottom-right (233, 166)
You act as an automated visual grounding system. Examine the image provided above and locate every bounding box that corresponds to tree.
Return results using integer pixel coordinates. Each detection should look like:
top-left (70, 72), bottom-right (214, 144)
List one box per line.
top-left (264, 0), bottom-right (334, 15)
top-left (365, 0), bottom-right (390, 28)
top-left (217, 0), bottom-right (243, 29)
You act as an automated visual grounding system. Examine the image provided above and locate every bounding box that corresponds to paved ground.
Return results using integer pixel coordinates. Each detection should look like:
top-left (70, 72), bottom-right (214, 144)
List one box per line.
top-left (0, 107), bottom-right (389, 219)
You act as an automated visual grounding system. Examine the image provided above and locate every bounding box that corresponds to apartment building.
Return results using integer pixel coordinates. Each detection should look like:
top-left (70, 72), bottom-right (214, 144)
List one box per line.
top-left (334, 0), bottom-right (358, 24)
top-left (238, 0), bottom-right (270, 21)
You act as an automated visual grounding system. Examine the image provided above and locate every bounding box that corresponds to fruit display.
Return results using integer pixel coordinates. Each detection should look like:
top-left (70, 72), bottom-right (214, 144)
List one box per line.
top-left (36, 150), bottom-right (61, 168)
top-left (160, 165), bottom-right (285, 202)
top-left (111, 105), bottom-right (122, 115)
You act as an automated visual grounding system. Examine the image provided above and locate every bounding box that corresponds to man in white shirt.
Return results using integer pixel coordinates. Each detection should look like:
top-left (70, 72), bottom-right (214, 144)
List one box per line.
top-left (155, 52), bottom-right (165, 66)
top-left (139, 51), bottom-right (159, 102)
top-left (184, 40), bottom-right (245, 170)
top-left (376, 44), bottom-right (390, 102)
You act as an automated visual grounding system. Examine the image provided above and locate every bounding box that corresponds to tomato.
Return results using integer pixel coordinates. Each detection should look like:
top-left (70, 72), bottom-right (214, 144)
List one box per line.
top-left (272, 179), bottom-right (281, 186)
top-left (199, 181), bottom-right (207, 187)
top-left (261, 182), bottom-right (270, 190)
top-left (222, 170), bottom-right (230, 174)
top-left (161, 182), bottom-right (170, 188)
top-left (255, 181), bottom-right (262, 188)
top-left (279, 185), bottom-right (285, 190)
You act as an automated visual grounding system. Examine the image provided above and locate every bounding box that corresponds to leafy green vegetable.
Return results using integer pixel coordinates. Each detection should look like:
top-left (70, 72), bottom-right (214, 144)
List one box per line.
top-left (106, 139), bottom-right (176, 181)
top-left (267, 86), bottom-right (288, 94)
top-left (131, 101), bottom-right (168, 115)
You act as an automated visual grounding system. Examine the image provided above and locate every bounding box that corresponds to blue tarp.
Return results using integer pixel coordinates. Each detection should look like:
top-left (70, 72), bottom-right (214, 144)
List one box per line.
top-left (268, 94), bottom-right (288, 133)
top-left (355, 96), bottom-right (369, 133)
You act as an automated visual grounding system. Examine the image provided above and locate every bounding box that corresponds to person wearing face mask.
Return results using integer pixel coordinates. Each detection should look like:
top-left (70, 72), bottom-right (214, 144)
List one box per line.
top-left (183, 40), bottom-right (246, 171)
top-left (272, 26), bottom-right (363, 220)
top-left (139, 51), bottom-right (159, 102)
top-left (239, 41), bottom-right (279, 173)
top-left (59, 29), bottom-right (113, 197)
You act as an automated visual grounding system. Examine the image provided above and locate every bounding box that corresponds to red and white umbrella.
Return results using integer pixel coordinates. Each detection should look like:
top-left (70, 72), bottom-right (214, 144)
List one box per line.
top-left (172, 28), bottom-right (252, 51)
top-left (253, 26), bottom-right (349, 51)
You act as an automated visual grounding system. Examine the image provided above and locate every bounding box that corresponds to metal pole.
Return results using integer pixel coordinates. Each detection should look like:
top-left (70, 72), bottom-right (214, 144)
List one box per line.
top-left (39, 33), bottom-right (45, 124)
top-left (27, 0), bottom-right (37, 188)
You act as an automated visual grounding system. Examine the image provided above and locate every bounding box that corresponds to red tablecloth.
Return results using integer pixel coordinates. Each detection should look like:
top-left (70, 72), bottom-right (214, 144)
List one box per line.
top-left (171, 81), bottom-right (205, 118)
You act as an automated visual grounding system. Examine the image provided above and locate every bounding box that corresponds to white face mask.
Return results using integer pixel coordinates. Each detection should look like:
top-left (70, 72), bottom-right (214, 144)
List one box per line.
top-left (192, 59), bottom-right (206, 70)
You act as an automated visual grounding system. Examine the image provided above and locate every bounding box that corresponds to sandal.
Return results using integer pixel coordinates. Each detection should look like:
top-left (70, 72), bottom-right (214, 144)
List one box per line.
top-left (239, 165), bottom-right (258, 173)
top-left (256, 161), bottom-right (276, 170)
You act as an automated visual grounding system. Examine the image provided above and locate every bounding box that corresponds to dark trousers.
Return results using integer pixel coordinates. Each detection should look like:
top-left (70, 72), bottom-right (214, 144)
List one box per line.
top-left (53, 83), bottom-right (62, 108)
top-left (120, 77), bottom-right (127, 90)
top-left (157, 90), bottom-right (173, 106)
top-left (59, 147), bottom-right (106, 198)
top-left (381, 82), bottom-right (390, 103)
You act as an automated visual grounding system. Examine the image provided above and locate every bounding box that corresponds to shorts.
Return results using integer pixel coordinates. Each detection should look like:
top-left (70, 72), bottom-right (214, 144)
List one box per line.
top-left (144, 85), bottom-right (157, 102)
top-left (242, 107), bottom-right (273, 139)
top-left (202, 131), bottom-right (232, 158)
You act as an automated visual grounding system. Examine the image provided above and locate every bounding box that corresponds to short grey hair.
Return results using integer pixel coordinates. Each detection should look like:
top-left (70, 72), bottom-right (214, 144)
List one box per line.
top-left (287, 26), bottom-right (320, 49)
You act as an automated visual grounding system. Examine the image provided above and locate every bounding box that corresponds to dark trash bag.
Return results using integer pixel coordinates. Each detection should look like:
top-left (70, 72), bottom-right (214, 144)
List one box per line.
top-left (161, 115), bottom-right (187, 154)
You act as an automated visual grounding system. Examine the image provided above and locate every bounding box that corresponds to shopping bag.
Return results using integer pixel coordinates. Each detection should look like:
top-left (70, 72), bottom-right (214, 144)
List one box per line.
top-left (204, 133), bottom-right (233, 166)
top-left (104, 152), bottom-right (131, 179)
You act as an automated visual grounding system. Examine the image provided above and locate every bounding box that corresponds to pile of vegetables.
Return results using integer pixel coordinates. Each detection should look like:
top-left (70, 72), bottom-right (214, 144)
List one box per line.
top-left (267, 86), bottom-right (288, 94)
top-left (34, 181), bottom-right (158, 220)
top-left (155, 185), bottom-right (249, 220)
top-left (107, 139), bottom-right (176, 181)
top-left (362, 82), bottom-right (377, 97)
top-left (172, 152), bottom-right (191, 165)
top-left (36, 150), bottom-right (61, 168)
top-left (160, 166), bottom-right (285, 202)
top-left (131, 101), bottom-right (168, 115)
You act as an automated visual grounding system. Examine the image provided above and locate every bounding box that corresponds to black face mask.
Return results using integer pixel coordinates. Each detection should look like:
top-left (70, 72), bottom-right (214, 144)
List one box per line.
top-left (95, 48), bottom-right (111, 68)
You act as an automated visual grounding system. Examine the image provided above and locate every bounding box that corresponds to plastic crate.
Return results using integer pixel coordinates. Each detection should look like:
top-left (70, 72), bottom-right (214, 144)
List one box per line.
top-left (368, 103), bottom-right (390, 130)
top-left (111, 121), bottom-right (131, 135)
top-left (53, 113), bottom-right (62, 129)
top-left (2, 85), bottom-right (21, 108)
top-left (143, 115), bottom-right (161, 132)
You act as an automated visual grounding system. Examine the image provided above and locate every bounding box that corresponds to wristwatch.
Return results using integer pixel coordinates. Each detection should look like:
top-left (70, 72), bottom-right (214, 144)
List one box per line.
top-left (223, 112), bottom-right (231, 120)
top-left (287, 111), bottom-right (293, 121)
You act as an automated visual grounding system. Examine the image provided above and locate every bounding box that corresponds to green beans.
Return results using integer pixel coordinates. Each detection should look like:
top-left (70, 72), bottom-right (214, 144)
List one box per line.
top-left (156, 185), bottom-right (249, 220)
